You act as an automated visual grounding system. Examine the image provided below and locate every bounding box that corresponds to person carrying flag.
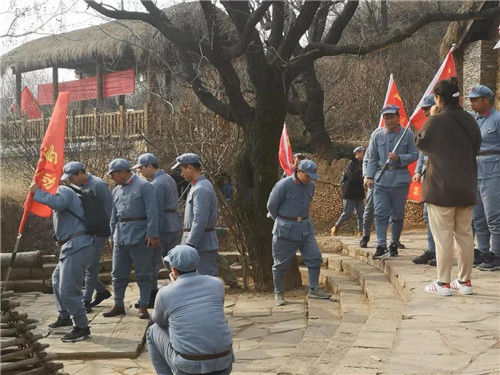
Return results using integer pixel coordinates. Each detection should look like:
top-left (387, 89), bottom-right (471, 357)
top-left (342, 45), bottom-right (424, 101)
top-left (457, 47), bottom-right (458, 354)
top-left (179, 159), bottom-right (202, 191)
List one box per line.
top-left (412, 95), bottom-right (438, 267)
top-left (61, 161), bottom-right (113, 311)
top-left (29, 181), bottom-right (94, 342)
top-left (364, 104), bottom-right (419, 259)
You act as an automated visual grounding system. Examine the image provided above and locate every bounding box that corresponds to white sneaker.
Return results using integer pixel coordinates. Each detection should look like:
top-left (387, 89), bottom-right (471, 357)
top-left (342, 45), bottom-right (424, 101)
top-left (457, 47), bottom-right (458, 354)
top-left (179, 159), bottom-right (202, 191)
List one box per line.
top-left (450, 279), bottom-right (473, 295)
top-left (424, 280), bottom-right (451, 296)
top-left (274, 293), bottom-right (285, 306)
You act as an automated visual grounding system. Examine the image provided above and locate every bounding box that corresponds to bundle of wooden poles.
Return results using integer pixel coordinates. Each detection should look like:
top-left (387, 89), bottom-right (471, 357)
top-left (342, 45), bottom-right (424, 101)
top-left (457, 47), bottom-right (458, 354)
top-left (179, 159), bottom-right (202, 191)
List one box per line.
top-left (1, 290), bottom-right (66, 375)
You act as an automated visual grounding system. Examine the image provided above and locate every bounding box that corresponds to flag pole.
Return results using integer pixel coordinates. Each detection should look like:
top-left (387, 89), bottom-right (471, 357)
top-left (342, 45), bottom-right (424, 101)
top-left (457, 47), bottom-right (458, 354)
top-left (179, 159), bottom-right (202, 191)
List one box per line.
top-left (2, 193), bottom-right (33, 292)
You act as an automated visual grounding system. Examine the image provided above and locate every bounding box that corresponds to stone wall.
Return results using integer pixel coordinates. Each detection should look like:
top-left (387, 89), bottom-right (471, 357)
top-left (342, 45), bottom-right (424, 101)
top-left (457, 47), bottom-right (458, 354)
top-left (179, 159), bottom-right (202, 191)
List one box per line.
top-left (463, 39), bottom-right (498, 111)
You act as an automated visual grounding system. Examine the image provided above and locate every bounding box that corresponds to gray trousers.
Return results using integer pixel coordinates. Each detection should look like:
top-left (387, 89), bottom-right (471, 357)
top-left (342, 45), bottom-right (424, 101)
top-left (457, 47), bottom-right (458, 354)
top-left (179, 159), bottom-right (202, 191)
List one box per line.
top-left (272, 234), bottom-right (322, 294)
top-left (83, 236), bottom-right (108, 301)
top-left (373, 184), bottom-right (409, 247)
top-left (53, 244), bottom-right (94, 328)
top-left (473, 176), bottom-right (500, 256)
top-left (152, 231), bottom-right (182, 289)
top-left (147, 324), bottom-right (233, 375)
top-left (363, 187), bottom-right (402, 240)
top-left (198, 250), bottom-right (219, 277)
top-left (335, 199), bottom-right (364, 231)
top-left (112, 242), bottom-right (153, 307)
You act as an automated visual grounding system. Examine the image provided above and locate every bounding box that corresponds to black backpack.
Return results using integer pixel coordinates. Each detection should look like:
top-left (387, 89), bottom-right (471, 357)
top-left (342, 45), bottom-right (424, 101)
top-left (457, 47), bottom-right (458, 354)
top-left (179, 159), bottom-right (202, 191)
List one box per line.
top-left (65, 185), bottom-right (111, 237)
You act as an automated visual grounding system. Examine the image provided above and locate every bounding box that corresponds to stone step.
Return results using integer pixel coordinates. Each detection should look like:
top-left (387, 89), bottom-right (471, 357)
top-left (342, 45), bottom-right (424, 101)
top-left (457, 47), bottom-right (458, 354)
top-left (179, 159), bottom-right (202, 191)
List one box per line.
top-left (323, 253), bottom-right (405, 374)
top-left (311, 269), bottom-right (370, 375)
top-left (276, 284), bottom-right (342, 375)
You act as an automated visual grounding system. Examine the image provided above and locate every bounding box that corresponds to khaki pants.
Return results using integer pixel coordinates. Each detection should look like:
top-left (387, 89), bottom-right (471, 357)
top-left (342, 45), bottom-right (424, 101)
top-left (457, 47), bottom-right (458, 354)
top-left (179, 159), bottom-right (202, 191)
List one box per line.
top-left (427, 204), bottom-right (474, 283)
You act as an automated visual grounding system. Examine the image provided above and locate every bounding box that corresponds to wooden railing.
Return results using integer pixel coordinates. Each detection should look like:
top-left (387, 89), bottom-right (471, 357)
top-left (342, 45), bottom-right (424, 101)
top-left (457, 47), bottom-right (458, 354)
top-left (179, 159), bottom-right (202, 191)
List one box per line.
top-left (1, 104), bottom-right (150, 142)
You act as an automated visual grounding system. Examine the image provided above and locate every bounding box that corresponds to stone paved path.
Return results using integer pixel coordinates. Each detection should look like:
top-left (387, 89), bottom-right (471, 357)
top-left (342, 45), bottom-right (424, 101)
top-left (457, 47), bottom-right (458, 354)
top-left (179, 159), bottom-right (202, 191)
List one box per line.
top-left (7, 230), bottom-right (500, 374)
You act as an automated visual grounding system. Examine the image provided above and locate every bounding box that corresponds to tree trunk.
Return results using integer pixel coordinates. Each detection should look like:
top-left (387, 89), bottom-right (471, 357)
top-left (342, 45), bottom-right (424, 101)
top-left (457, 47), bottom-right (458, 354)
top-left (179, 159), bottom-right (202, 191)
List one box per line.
top-left (232, 83), bottom-right (302, 292)
top-left (300, 65), bottom-right (335, 162)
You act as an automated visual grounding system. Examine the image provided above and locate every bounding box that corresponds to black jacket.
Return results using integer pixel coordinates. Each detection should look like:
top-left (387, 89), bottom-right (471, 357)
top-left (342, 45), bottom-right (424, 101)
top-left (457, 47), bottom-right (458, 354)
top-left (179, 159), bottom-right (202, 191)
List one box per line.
top-left (340, 158), bottom-right (365, 200)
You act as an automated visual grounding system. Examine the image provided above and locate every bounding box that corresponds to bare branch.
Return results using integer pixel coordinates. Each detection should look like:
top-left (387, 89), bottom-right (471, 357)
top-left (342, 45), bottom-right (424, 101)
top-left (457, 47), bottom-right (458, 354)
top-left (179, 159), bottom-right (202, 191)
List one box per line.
top-left (308, 1), bottom-right (333, 43)
top-left (323, 0), bottom-right (359, 45)
top-left (84, 0), bottom-right (152, 23)
top-left (288, 6), bottom-right (500, 79)
top-left (280, 1), bottom-right (320, 60)
top-left (269, 1), bottom-right (284, 48)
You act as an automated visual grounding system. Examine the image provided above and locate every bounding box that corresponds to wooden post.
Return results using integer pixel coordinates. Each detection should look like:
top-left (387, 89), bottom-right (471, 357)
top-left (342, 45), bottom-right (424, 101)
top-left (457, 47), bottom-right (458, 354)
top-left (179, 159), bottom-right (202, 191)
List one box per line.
top-left (119, 105), bottom-right (125, 138)
top-left (143, 102), bottom-right (149, 136)
top-left (96, 63), bottom-right (104, 110)
top-left (52, 67), bottom-right (58, 105)
top-left (118, 95), bottom-right (125, 107)
top-left (14, 68), bottom-right (21, 117)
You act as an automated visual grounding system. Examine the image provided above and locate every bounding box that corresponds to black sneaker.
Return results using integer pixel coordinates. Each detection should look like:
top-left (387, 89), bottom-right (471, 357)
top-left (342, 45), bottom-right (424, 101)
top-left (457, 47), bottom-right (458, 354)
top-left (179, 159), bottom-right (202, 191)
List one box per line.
top-left (48, 316), bottom-right (73, 329)
top-left (372, 246), bottom-right (389, 259)
top-left (473, 249), bottom-right (491, 267)
top-left (397, 241), bottom-right (405, 249)
top-left (477, 255), bottom-right (500, 271)
top-left (61, 326), bottom-right (91, 342)
top-left (89, 290), bottom-right (112, 308)
top-left (84, 300), bottom-right (92, 313)
top-left (412, 251), bottom-right (435, 264)
top-left (428, 259), bottom-right (437, 267)
top-left (389, 243), bottom-right (398, 257)
top-left (360, 236), bottom-right (369, 248)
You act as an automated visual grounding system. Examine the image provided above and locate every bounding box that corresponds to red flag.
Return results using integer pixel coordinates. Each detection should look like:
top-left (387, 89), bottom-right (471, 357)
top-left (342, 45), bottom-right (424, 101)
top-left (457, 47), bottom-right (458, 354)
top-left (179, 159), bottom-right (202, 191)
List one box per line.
top-left (20, 86), bottom-right (42, 119)
top-left (21, 91), bottom-right (69, 230)
top-left (409, 49), bottom-right (457, 131)
top-left (407, 48), bottom-right (457, 202)
top-left (378, 74), bottom-right (408, 128)
top-left (278, 124), bottom-right (294, 176)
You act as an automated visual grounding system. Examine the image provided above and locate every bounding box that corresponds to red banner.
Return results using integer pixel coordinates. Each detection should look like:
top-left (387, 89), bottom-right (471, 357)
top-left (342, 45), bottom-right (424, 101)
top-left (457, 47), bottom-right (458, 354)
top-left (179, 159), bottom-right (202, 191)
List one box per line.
top-left (406, 48), bottom-right (457, 202)
top-left (38, 69), bottom-right (135, 105)
top-left (279, 124), bottom-right (294, 176)
top-left (23, 92), bottom-right (69, 222)
top-left (21, 86), bottom-right (41, 119)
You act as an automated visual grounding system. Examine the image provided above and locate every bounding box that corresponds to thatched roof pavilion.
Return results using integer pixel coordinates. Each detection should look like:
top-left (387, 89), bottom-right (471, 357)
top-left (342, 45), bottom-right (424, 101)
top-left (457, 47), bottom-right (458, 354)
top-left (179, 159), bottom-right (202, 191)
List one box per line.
top-left (1, 2), bottom-right (232, 109)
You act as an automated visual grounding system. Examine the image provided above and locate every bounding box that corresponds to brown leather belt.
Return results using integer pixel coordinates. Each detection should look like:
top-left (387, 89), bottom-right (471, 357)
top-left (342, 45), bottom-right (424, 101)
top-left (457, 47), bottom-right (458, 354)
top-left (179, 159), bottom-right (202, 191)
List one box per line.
top-left (378, 166), bottom-right (407, 170)
top-left (118, 216), bottom-right (147, 222)
top-left (176, 347), bottom-right (232, 361)
top-left (278, 215), bottom-right (308, 222)
top-left (164, 209), bottom-right (177, 213)
top-left (478, 150), bottom-right (500, 156)
top-left (56, 231), bottom-right (89, 246)
top-left (183, 227), bottom-right (215, 232)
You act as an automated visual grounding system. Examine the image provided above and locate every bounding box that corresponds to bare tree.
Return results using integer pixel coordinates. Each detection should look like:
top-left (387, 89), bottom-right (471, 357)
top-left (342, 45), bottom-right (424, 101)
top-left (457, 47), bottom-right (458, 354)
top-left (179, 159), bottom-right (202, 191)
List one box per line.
top-left (85, 0), bottom-right (500, 291)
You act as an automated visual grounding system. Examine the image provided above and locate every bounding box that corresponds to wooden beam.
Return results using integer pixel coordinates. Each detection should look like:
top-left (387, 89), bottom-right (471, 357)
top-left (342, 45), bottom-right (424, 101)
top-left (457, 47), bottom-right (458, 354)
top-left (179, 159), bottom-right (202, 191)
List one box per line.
top-left (15, 69), bottom-right (21, 116)
top-left (96, 63), bottom-right (103, 110)
top-left (52, 67), bottom-right (58, 104)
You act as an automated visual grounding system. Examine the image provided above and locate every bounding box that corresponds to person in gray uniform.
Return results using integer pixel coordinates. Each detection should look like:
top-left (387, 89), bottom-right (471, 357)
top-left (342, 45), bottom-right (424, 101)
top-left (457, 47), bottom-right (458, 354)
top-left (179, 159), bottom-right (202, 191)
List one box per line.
top-left (267, 159), bottom-right (332, 306)
top-left (103, 158), bottom-right (160, 320)
top-left (360, 155), bottom-right (406, 251)
top-left (364, 104), bottom-right (419, 259)
top-left (147, 245), bottom-right (234, 375)
top-left (133, 153), bottom-right (182, 307)
top-left (62, 161), bottom-right (113, 311)
top-left (412, 95), bottom-right (437, 266)
top-left (172, 153), bottom-right (219, 276)
top-left (468, 85), bottom-right (500, 271)
top-left (29, 181), bottom-right (94, 342)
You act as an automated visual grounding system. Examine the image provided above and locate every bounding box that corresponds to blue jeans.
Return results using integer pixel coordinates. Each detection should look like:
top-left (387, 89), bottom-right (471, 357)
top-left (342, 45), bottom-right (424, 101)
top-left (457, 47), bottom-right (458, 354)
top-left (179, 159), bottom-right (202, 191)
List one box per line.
top-left (112, 242), bottom-right (153, 307)
top-left (373, 184), bottom-right (409, 247)
top-left (473, 176), bottom-right (500, 257)
top-left (272, 234), bottom-right (322, 294)
top-left (53, 244), bottom-right (94, 328)
top-left (423, 203), bottom-right (436, 255)
top-left (335, 199), bottom-right (364, 231)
